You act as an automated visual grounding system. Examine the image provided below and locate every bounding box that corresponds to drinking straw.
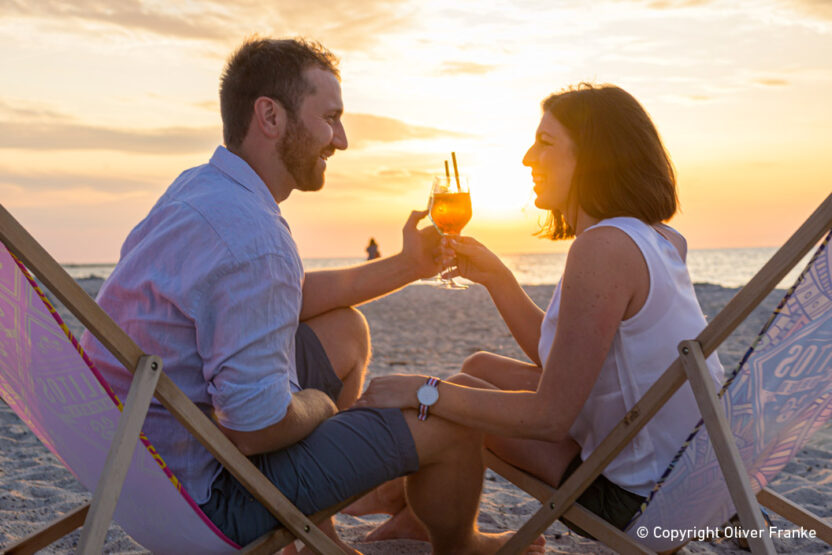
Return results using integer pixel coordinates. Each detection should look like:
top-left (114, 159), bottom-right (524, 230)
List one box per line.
top-left (451, 152), bottom-right (461, 192)
top-left (444, 160), bottom-right (451, 184)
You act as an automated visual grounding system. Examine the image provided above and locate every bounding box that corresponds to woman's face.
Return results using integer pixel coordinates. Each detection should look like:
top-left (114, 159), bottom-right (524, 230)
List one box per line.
top-left (522, 112), bottom-right (577, 212)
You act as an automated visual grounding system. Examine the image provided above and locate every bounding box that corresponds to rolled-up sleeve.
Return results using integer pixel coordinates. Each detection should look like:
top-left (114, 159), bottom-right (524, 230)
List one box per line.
top-left (196, 253), bottom-right (302, 432)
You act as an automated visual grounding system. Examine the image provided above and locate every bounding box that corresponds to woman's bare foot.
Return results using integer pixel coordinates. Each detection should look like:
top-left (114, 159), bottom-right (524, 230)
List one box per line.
top-left (343, 478), bottom-right (407, 516)
top-left (446, 531), bottom-right (545, 555)
top-left (364, 507), bottom-right (429, 542)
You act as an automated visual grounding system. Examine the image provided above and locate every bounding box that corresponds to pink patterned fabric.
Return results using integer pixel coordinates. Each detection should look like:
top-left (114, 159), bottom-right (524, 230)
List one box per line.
top-left (0, 245), bottom-right (239, 553)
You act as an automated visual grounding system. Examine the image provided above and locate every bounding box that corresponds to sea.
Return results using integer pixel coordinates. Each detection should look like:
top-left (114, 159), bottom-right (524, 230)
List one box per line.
top-left (62, 246), bottom-right (815, 290)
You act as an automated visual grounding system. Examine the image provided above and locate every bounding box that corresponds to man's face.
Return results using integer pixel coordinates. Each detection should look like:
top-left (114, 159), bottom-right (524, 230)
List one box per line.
top-left (278, 67), bottom-right (348, 192)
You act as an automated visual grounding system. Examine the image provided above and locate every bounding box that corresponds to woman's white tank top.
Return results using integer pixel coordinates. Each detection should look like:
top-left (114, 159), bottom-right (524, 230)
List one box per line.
top-left (538, 217), bottom-right (724, 496)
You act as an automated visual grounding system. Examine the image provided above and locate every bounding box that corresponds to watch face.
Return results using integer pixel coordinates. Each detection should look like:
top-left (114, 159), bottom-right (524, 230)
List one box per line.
top-left (417, 384), bottom-right (439, 406)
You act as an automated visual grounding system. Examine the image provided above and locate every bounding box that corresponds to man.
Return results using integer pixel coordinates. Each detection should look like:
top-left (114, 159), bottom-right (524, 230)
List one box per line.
top-left (82, 38), bottom-right (538, 554)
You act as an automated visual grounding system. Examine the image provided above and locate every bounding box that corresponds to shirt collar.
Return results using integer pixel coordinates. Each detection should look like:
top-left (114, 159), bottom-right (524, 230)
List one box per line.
top-left (209, 146), bottom-right (280, 212)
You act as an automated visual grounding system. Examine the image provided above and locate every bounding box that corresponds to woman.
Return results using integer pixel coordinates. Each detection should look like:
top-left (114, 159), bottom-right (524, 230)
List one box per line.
top-left (354, 83), bottom-right (724, 539)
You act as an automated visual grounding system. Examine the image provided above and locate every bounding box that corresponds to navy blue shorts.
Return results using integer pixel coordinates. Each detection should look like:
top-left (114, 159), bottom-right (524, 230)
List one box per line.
top-left (199, 323), bottom-right (419, 546)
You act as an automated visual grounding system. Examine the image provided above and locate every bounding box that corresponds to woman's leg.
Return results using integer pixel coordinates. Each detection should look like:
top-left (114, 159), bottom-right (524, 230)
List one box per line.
top-left (452, 355), bottom-right (580, 488)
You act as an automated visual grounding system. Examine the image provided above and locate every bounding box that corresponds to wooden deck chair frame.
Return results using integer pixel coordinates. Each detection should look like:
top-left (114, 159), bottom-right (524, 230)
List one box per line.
top-left (490, 193), bottom-right (832, 555)
top-left (0, 203), bottom-right (354, 555)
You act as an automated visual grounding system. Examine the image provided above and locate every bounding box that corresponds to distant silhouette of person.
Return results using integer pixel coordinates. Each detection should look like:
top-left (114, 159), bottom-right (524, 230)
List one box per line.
top-left (366, 238), bottom-right (381, 260)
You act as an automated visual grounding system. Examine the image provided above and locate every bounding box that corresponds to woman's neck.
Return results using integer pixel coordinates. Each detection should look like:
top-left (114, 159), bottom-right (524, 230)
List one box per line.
top-left (572, 209), bottom-right (600, 236)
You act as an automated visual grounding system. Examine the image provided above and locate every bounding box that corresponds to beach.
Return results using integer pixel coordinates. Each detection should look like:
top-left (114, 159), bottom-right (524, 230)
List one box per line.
top-left (1, 279), bottom-right (830, 554)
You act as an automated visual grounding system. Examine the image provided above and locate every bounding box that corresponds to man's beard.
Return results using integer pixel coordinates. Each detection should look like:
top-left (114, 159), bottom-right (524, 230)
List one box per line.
top-left (279, 117), bottom-right (325, 192)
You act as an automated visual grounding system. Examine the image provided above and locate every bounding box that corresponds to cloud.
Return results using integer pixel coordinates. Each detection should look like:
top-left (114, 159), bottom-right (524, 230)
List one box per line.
top-left (0, 99), bottom-right (467, 155)
top-left (0, 168), bottom-right (158, 193)
top-left (342, 113), bottom-right (470, 147)
top-left (0, 121), bottom-right (219, 154)
top-left (3, 0), bottom-right (230, 40)
top-left (2, 0), bottom-right (414, 51)
top-left (659, 93), bottom-right (715, 105)
top-left (641, 0), bottom-right (832, 20)
top-left (788, 0), bottom-right (832, 20)
top-left (755, 78), bottom-right (790, 86)
top-left (0, 99), bottom-right (72, 122)
top-left (438, 61), bottom-right (497, 76)
top-left (646, 0), bottom-right (712, 8)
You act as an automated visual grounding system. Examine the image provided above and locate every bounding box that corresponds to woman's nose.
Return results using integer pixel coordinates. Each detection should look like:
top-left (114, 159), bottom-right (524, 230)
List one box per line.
top-left (522, 145), bottom-right (535, 167)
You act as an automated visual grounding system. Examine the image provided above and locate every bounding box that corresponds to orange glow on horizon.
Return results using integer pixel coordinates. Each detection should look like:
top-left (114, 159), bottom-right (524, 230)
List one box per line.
top-left (1, 2), bottom-right (830, 263)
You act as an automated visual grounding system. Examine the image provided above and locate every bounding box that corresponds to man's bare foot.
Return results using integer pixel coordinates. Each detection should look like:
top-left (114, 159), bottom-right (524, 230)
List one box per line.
top-left (280, 517), bottom-right (362, 555)
top-left (364, 508), bottom-right (429, 542)
top-left (343, 478), bottom-right (407, 516)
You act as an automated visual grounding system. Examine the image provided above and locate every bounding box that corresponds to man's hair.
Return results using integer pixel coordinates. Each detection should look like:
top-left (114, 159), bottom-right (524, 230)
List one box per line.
top-left (220, 36), bottom-right (340, 149)
top-left (537, 83), bottom-right (678, 240)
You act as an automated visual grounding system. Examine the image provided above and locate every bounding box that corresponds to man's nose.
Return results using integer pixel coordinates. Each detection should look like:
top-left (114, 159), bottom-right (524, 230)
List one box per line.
top-left (333, 120), bottom-right (348, 150)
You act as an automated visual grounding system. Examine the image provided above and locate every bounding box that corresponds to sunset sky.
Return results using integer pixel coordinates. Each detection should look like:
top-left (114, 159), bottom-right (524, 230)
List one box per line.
top-left (1, 0), bottom-right (830, 263)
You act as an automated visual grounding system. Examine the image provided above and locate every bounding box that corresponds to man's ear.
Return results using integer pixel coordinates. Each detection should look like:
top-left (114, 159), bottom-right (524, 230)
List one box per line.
top-left (252, 96), bottom-right (288, 140)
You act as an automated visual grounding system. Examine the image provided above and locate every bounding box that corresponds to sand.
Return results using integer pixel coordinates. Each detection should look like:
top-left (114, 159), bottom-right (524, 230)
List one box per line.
top-left (1, 279), bottom-right (830, 553)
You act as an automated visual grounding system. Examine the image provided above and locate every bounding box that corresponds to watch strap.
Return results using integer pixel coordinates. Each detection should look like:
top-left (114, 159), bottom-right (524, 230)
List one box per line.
top-left (418, 376), bottom-right (440, 421)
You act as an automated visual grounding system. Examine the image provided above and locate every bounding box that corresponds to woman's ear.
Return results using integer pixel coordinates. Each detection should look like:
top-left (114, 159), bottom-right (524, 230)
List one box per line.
top-left (251, 96), bottom-right (288, 140)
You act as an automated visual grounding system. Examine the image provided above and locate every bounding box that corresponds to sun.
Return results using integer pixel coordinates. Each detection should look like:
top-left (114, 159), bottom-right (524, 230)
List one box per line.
top-left (468, 165), bottom-right (536, 220)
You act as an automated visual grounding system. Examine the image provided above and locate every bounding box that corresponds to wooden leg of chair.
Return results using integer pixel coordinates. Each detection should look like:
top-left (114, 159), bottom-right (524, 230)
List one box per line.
top-left (679, 340), bottom-right (776, 555)
top-left (76, 355), bottom-right (163, 555)
top-left (758, 487), bottom-right (832, 546)
top-left (241, 492), bottom-right (367, 555)
top-left (0, 503), bottom-right (90, 555)
top-left (483, 450), bottom-right (655, 555)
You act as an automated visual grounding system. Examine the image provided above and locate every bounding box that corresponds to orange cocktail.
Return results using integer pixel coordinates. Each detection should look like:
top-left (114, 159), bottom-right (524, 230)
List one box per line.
top-left (430, 191), bottom-right (472, 235)
top-left (429, 170), bottom-right (471, 289)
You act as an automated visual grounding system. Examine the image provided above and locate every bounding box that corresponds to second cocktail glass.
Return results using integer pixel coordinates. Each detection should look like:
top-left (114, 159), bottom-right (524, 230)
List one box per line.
top-left (429, 175), bottom-right (472, 289)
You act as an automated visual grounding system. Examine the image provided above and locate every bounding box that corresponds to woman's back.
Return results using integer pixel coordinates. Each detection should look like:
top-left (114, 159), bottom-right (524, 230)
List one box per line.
top-left (539, 217), bottom-right (723, 496)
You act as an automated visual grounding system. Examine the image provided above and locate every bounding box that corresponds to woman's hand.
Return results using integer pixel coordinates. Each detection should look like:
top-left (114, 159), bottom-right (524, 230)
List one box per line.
top-left (355, 374), bottom-right (427, 410)
top-left (442, 235), bottom-right (510, 288)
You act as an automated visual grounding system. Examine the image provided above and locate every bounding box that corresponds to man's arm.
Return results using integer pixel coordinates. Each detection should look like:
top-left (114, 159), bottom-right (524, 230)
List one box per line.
top-left (300, 210), bottom-right (441, 320)
top-left (217, 388), bottom-right (337, 456)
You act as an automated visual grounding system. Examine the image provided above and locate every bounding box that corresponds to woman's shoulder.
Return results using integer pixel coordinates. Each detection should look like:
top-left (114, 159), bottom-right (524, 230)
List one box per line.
top-left (567, 224), bottom-right (645, 276)
top-left (589, 217), bottom-right (687, 262)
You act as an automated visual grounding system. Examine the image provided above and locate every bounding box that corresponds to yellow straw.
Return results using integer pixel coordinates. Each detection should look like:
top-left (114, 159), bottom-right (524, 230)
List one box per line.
top-left (451, 152), bottom-right (461, 192)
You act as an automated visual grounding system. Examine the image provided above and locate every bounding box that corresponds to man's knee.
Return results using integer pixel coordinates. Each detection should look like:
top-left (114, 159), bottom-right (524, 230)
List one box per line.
top-left (306, 306), bottom-right (371, 363)
top-left (404, 409), bottom-right (482, 467)
top-left (337, 306), bottom-right (370, 363)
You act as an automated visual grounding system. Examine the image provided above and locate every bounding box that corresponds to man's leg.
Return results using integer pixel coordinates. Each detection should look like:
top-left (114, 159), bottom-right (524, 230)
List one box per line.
top-left (353, 352), bottom-right (571, 546)
top-left (287, 307), bottom-right (370, 554)
top-left (303, 307), bottom-right (369, 410)
top-left (458, 352), bottom-right (579, 485)
top-left (403, 410), bottom-right (545, 555)
top-left (347, 351), bottom-right (542, 522)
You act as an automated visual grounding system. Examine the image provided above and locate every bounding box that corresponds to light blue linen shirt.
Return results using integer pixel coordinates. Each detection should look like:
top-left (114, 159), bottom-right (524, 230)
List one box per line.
top-left (81, 146), bottom-right (304, 504)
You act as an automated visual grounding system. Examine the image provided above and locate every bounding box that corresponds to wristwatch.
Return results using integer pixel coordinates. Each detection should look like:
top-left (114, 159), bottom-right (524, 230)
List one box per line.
top-left (417, 377), bottom-right (440, 421)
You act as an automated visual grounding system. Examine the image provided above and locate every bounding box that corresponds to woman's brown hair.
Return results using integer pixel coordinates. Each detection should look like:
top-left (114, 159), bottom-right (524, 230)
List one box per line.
top-left (538, 83), bottom-right (678, 240)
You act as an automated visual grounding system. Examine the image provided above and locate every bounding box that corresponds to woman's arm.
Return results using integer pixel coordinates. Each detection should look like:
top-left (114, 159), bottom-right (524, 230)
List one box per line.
top-left (359, 227), bottom-right (644, 440)
top-left (446, 236), bottom-right (546, 364)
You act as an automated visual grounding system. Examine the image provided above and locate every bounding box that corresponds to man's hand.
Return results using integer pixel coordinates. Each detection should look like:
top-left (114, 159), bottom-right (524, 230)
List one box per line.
top-left (300, 210), bottom-right (442, 319)
top-left (400, 209), bottom-right (442, 280)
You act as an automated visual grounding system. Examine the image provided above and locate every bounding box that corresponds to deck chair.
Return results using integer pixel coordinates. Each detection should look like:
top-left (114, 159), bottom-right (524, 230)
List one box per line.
top-left (490, 193), bottom-right (832, 554)
top-left (0, 203), bottom-right (355, 555)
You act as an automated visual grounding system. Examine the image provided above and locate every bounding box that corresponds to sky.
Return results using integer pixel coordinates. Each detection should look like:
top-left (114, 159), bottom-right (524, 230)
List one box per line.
top-left (1, 0), bottom-right (830, 263)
